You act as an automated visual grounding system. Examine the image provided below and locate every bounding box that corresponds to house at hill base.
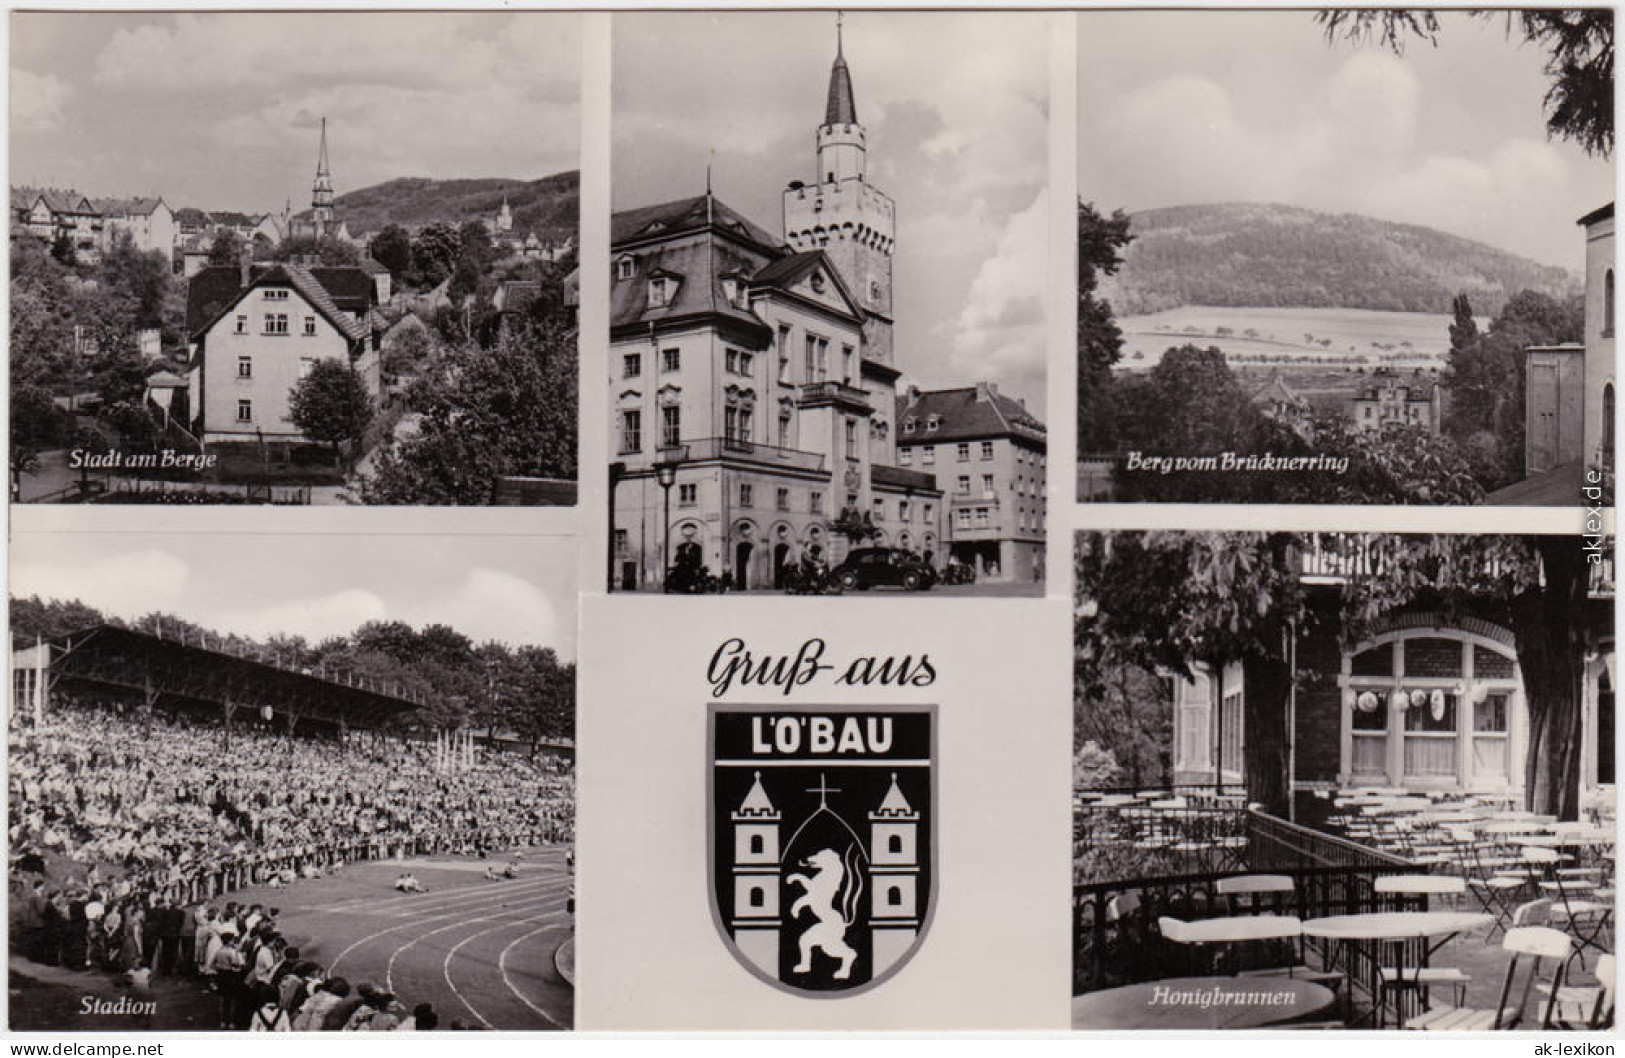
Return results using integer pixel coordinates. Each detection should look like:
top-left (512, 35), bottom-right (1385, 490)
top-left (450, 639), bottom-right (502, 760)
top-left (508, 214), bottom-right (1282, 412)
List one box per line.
top-left (184, 261), bottom-right (384, 444)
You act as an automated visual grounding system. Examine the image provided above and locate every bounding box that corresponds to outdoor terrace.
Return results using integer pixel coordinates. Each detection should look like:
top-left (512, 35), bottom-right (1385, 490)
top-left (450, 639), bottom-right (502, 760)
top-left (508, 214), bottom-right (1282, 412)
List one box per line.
top-left (1072, 787), bottom-right (1615, 1030)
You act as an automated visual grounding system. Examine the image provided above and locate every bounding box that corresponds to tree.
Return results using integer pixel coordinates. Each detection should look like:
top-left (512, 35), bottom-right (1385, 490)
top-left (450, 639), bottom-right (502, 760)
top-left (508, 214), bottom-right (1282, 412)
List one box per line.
top-left (287, 359), bottom-right (374, 463)
top-left (1318, 9), bottom-right (1613, 157)
top-left (381, 316), bottom-right (434, 379)
top-left (9, 595), bottom-right (108, 645)
top-left (1077, 531), bottom-right (1602, 818)
top-left (50, 232), bottom-right (76, 267)
top-left (102, 231), bottom-right (174, 329)
top-left (1443, 289), bottom-right (1584, 486)
top-left (368, 225), bottom-right (414, 278)
top-left (361, 314), bottom-right (575, 504)
top-left (98, 401), bottom-right (160, 456)
top-left (1073, 741), bottom-right (1122, 790)
top-left (1448, 292), bottom-right (1478, 354)
top-left (1077, 531), bottom-right (1307, 811)
top-left (207, 228), bottom-right (247, 268)
top-left (1074, 661), bottom-right (1170, 790)
top-left (456, 220), bottom-right (497, 269)
top-left (448, 255), bottom-right (483, 306)
top-left (10, 282), bottom-right (75, 391)
top-left (411, 223), bottom-right (462, 287)
top-left (10, 387), bottom-right (63, 498)
top-left (1077, 202), bottom-right (1134, 453)
top-left (273, 235), bottom-right (361, 267)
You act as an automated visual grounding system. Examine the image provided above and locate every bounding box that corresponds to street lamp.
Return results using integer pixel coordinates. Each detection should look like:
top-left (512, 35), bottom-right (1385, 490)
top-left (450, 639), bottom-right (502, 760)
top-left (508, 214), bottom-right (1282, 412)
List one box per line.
top-left (656, 459), bottom-right (679, 592)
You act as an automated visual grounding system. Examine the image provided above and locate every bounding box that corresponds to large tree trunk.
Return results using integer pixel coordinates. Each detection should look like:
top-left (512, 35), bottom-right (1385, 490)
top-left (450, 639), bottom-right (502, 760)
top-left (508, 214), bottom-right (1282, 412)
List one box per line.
top-left (1243, 653), bottom-right (1294, 817)
top-left (1518, 536), bottom-right (1590, 819)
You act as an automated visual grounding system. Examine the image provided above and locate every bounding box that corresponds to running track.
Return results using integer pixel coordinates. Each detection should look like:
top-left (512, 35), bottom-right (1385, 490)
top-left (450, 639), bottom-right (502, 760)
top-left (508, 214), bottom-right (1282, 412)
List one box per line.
top-left (234, 850), bottom-right (573, 1030)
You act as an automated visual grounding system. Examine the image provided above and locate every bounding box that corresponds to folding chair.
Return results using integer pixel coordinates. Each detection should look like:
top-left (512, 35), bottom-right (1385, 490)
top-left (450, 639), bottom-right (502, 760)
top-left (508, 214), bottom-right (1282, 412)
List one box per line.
top-left (1450, 827), bottom-right (1525, 934)
top-left (1525, 846), bottom-right (1615, 969)
top-left (1405, 926), bottom-right (1572, 1030)
top-left (1374, 875), bottom-right (1472, 1013)
top-left (1540, 952), bottom-right (1615, 1029)
top-left (1214, 876), bottom-right (1344, 990)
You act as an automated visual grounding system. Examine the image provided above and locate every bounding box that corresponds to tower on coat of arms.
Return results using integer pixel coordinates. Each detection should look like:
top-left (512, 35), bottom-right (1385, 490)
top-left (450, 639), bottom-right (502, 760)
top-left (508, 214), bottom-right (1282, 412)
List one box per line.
top-left (709, 705), bottom-right (934, 995)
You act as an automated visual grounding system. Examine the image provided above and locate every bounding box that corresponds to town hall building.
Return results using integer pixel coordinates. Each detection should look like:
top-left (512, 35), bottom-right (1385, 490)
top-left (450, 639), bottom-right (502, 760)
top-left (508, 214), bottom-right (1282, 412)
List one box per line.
top-left (608, 29), bottom-right (949, 591)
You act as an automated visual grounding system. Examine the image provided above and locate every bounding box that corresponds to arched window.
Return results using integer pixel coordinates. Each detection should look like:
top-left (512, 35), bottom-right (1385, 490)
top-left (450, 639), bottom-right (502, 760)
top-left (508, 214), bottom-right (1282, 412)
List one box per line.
top-left (749, 886), bottom-right (764, 908)
top-left (1604, 383), bottom-right (1615, 462)
top-left (749, 834), bottom-right (763, 855)
top-left (887, 834), bottom-right (903, 855)
top-left (888, 886), bottom-right (903, 907)
top-left (1606, 269), bottom-right (1616, 338)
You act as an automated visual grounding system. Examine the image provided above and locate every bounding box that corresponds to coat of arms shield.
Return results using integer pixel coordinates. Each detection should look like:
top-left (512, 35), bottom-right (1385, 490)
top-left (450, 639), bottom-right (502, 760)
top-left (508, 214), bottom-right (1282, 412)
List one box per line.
top-left (708, 704), bottom-right (935, 996)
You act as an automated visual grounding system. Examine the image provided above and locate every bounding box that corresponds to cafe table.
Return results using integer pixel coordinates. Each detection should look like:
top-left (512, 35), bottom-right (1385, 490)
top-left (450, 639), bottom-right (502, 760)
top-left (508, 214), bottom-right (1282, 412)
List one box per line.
top-left (1302, 911), bottom-right (1492, 1027)
top-left (1072, 975), bottom-right (1335, 1030)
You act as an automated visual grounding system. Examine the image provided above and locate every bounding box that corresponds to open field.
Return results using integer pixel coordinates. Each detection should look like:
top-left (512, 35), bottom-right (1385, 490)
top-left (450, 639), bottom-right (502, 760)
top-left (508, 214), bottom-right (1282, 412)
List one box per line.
top-left (1116, 306), bottom-right (1483, 370)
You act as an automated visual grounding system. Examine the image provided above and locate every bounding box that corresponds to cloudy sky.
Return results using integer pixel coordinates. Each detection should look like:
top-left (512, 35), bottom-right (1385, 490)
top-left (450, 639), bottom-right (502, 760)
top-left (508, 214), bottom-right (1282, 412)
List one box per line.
top-left (9, 529), bottom-right (577, 659)
top-left (11, 12), bottom-right (580, 215)
top-left (1079, 10), bottom-right (1614, 270)
top-left (615, 11), bottom-right (1051, 408)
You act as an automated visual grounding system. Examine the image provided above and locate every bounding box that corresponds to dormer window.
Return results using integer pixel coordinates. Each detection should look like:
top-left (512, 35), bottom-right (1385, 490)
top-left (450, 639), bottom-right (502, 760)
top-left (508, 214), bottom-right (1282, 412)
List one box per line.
top-left (903, 417), bottom-right (916, 435)
top-left (616, 256), bottom-right (635, 280)
top-left (926, 415), bottom-right (941, 432)
top-left (648, 276), bottom-right (673, 307)
top-left (721, 276), bottom-right (740, 305)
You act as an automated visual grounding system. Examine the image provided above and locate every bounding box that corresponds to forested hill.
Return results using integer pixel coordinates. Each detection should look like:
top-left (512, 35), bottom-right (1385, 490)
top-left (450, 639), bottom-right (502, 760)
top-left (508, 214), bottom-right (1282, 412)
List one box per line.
top-left (292, 170), bottom-right (579, 240)
top-left (1104, 202), bottom-right (1580, 317)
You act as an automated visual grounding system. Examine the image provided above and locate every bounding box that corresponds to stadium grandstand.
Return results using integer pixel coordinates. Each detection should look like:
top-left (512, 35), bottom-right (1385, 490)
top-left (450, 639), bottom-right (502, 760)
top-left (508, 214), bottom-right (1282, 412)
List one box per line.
top-left (9, 623), bottom-right (575, 1031)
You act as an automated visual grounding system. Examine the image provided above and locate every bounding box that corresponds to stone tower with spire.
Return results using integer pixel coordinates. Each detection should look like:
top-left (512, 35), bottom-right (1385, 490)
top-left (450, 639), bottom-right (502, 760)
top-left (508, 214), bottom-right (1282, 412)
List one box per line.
top-left (312, 117), bottom-right (335, 238)
top-left (729, 771), bottom-right (781, 976)
top-left (783, 15), bottom-right (897, 365)
top-left (867, 772), bottom-right (920, 976)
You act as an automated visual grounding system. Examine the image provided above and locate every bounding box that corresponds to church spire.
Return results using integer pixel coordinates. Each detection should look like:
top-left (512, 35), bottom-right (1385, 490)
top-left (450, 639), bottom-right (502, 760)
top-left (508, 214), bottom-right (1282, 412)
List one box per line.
top-left (312, 117), bottom-right (335, 234)
top-left (823, 13), bottom-right (857, 128)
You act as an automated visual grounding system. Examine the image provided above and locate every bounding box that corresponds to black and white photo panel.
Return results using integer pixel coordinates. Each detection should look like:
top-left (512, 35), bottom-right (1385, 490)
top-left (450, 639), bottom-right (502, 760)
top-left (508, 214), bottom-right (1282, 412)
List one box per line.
top-left (1076, 10), bottom-right (1615, 507)
top-left (607, 11), bottom-right (1050, 596)
top-left (9, 12), bottom-right (580, 507)
top-left (1072, 529), bottom-right (1615, 1030)
top-left (8, 524), bottom-right (577, 1030)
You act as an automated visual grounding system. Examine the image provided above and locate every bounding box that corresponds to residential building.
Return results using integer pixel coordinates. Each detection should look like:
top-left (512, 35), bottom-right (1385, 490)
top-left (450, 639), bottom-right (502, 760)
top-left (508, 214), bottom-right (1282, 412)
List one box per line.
top-left (94, 197), bottom-right (176, 263)
top-left (10, 188), bottom-right (105, 262)
top-left (1349, 368), bottom-right (1442, 435)
top-left (184, 261), bottom-right (383, 444)
top-left (895, 382), bottom-right (1046, 582)
top-left (608, 29), bottom-right (944, 591)
top-left (1248, 370), bottom-right (1313, 435)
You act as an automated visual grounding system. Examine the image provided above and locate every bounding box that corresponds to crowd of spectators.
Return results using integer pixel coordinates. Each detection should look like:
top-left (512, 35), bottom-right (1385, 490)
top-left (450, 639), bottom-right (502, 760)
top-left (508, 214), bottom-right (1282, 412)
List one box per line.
top-left (8, 697), bottom-right (575, 1029)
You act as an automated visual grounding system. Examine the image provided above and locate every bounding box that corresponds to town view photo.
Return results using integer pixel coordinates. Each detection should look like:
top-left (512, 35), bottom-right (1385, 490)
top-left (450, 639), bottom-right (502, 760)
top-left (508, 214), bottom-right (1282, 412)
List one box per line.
top-left (608, 11), bottom-right (1051, 595)
top-left (10, 12), bottom-right (581, 506)
top-left (1077, 10), bottom-right (1614, 506)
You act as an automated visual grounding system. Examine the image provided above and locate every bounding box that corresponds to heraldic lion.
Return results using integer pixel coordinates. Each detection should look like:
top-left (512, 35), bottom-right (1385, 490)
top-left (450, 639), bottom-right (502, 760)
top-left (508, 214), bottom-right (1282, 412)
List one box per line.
top-left (787, 846), bottom-right (863, 979)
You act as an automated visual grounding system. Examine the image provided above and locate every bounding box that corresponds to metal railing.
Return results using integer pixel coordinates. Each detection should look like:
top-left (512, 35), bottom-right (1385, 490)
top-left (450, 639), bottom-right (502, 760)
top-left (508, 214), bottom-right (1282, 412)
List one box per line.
top-left (1246, 805), bottom-right (1414, 871)
top-left (1072, 800), bottom-right (1428, 1015)
top-left (1072, 862), bottom-right (1424, 998)
top-left (633, 437), bottom-right (826, 473)
top-left (798, 380), bottom-right (871, 408)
